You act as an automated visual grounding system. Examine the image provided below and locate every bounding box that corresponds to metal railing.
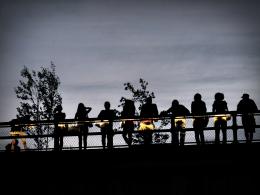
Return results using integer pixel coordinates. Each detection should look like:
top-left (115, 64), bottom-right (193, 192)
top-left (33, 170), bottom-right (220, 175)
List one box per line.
top-left (0, 111), bottom-right (260, 151)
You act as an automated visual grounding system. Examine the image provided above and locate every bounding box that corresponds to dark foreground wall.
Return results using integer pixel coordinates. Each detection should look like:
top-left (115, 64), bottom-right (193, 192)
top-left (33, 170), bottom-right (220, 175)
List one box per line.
top-left (1, 143), bottom-right (260, 195)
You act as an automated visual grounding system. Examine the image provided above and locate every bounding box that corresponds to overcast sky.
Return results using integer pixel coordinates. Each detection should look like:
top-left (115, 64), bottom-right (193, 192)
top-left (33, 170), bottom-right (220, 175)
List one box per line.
top-left (0, 0), bottom-right (260, 121)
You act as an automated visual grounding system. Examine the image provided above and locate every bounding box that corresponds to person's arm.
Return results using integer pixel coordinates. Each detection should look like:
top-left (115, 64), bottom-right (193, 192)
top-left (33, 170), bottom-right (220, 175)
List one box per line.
top-left (98, 111), bottom-right (103, 119)
top-left (203, 102), bottom-right (207, 113)
top-left (252, 100), bottom-right (258, 112)
top-left (191, 102), bottom-right (194, 114)
top-left (166, 107), bottom-right (172, 114)
top-left (86, 107), bottom-right (92, 114)
top-left (212, 103), bottom-right (215, 112)
top-left (154, 105), bottom-right (159, 117)
top-left (225, 101), bottom-right (228, 112)
top-left (185, 106), bottom-right (190, 115)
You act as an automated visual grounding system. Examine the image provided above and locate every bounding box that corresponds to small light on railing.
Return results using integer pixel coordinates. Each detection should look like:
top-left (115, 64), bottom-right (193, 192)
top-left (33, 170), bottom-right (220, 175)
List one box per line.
top-left (68, 123), bottom-right (78, 128)
top-left (27, 124), bottom-right (33, 130)
top-left (213, 114), bottom-right (231, 122)
top-left (94, 120), bottom-right (110, 128)
top-left (138, 120), bottom-right (155, 131)
top-left (10, 131), bottom-right (23, 136)
top-left (58, 124), bottom-right (66, 128)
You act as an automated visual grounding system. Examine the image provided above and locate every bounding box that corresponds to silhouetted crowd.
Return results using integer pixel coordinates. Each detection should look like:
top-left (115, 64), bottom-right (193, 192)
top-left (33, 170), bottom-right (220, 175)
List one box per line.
top-left (6, 93), bottom-right (258, 152)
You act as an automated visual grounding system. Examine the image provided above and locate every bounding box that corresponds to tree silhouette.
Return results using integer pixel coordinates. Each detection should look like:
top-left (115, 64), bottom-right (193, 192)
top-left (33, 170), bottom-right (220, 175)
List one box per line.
top-left (120, 78), bottom-right (169, 144)
top-left (15, 62), bottom-right (62, 149)
top-left (119, 78), bottom-right (155, 112)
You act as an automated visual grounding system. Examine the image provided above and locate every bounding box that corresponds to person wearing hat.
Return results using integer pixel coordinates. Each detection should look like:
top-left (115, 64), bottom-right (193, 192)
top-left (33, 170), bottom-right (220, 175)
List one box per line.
top-left (237, 93), bottom-right (258, 143)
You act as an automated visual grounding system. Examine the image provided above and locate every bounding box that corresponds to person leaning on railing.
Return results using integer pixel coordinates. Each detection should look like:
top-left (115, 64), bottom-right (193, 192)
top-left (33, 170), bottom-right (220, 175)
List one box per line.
top-left (165, 100), bottom-right (190, 146)
top-left (121, 99), bottom-right (136, 147)
top-left (139, 97), bottom-right (158, 145)
top-left (237, 93), bottom-right (258, 144)
top-left (212, 92), bottom-right (229, 144)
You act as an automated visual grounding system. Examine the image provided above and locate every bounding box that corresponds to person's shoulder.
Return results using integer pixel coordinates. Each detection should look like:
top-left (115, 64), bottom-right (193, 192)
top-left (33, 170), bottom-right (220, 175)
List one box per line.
top-left (249, 99), bottom-right (256, 103)
top-left (99, 110), bottom-right (105, 114)
top-left (5, 143), bottom-right (11, 148)
top-left (152, 103), bottom-right (158, 108)
top-left (180, 104), bottom-right (187, 109)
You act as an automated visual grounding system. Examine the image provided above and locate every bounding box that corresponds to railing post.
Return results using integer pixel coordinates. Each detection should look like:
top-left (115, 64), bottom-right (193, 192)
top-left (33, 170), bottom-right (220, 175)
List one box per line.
top-left (232, 112), bottom-right (238, 144)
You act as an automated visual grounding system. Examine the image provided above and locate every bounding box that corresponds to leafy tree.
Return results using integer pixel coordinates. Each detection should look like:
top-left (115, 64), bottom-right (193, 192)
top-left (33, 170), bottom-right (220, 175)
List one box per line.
top-left (120, 78), bottom-right (169, 144)
top-left (119, 78), bottom-right (155, 112)
top-left (15, 62), bottom-right (62, 149)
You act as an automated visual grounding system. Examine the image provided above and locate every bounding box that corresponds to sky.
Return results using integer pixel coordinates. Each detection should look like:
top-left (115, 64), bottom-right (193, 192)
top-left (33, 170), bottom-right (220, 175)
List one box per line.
top-left (0, 0), bottom-right (260, 122)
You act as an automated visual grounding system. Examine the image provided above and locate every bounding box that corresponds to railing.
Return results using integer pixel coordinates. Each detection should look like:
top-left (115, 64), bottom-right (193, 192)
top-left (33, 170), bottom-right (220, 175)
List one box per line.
top-left (0, 111), bottom-right (260, 151)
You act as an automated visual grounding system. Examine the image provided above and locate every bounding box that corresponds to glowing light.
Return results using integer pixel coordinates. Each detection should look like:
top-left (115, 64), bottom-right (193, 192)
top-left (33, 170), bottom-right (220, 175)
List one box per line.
top-left (9, 131), bottom-right (27, 149)
top-left (213, 114), bottom-right (231, 122)
top-left (95, 120), bottom-right (110, 128)
top-left (68, 123), bottom-right (78, 128)
top-left (58, 124), bottom-right (66, 128)
top-left (10, 131), bottom-right (24, 136)
top-left (138, 120), bottom-right (155, 131)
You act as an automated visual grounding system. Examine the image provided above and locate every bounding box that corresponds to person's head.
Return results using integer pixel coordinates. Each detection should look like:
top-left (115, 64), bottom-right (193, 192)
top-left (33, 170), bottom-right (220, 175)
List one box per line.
top-left (241, 93), bottom-right (249, 100)
top-left (124, 99), bottom-right (133, 107)
top-left (215, 92), bottom-right (224, 101)
top-left (146, 97), bottom-right (152, 104)
top-left (11, 139), bottom-right (18, 146)
top-left (124, 99), bottom-right (135, 112)
top-left (104, 101), bottom-right (110, 110)
top-left (194, 93), bottom-right (202, 101)
top-left (55, 105), bottom-right (63, 113)
top-left (77, 103), bottom-right (85, 113)
top-left (172, 100), bottom-right (179, 108)
top-left (78, 103), bottom-right (84, 109)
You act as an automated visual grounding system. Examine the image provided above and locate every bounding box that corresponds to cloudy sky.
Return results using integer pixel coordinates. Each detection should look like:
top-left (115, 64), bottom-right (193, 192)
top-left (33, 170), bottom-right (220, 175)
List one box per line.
top-left (0, 0), bottom-right (260, 121)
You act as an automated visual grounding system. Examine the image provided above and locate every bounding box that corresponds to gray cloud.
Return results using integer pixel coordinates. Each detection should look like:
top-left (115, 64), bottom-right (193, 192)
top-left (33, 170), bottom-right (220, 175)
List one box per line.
top-left (1, 0), bottom-right (260, 122)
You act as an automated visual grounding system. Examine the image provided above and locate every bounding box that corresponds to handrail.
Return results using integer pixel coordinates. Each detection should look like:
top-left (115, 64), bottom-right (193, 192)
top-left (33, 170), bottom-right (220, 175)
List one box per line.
top-left (0, 110), bottom-right (259, 127)
top-left (0, 111), bottom-right (259, 151)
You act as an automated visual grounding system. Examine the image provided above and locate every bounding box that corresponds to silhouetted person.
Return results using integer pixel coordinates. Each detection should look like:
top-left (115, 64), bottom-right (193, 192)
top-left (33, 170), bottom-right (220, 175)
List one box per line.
top-left (5, 139), bottom-right (20, 152)
top-left (98, 101), bottom-right (116, 149)
top-left (139, 97), bottom-right (158, 145)
top-left (191, 93), bottom-right (208, 145)
top-left (121, 99), bottom-right (136, 147)
top-left (75, 103), bottom-right (92, 150)
top-left (212, 92), bottom-right (228, 144)
top-left (54, 105), bottom-right (66, 151)
top-left (166, 100), bottom-right (190, 146)
top-left (10, 115), bottom-right (30, 150)
top-left (237, 93), bottom-right (258, 143)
